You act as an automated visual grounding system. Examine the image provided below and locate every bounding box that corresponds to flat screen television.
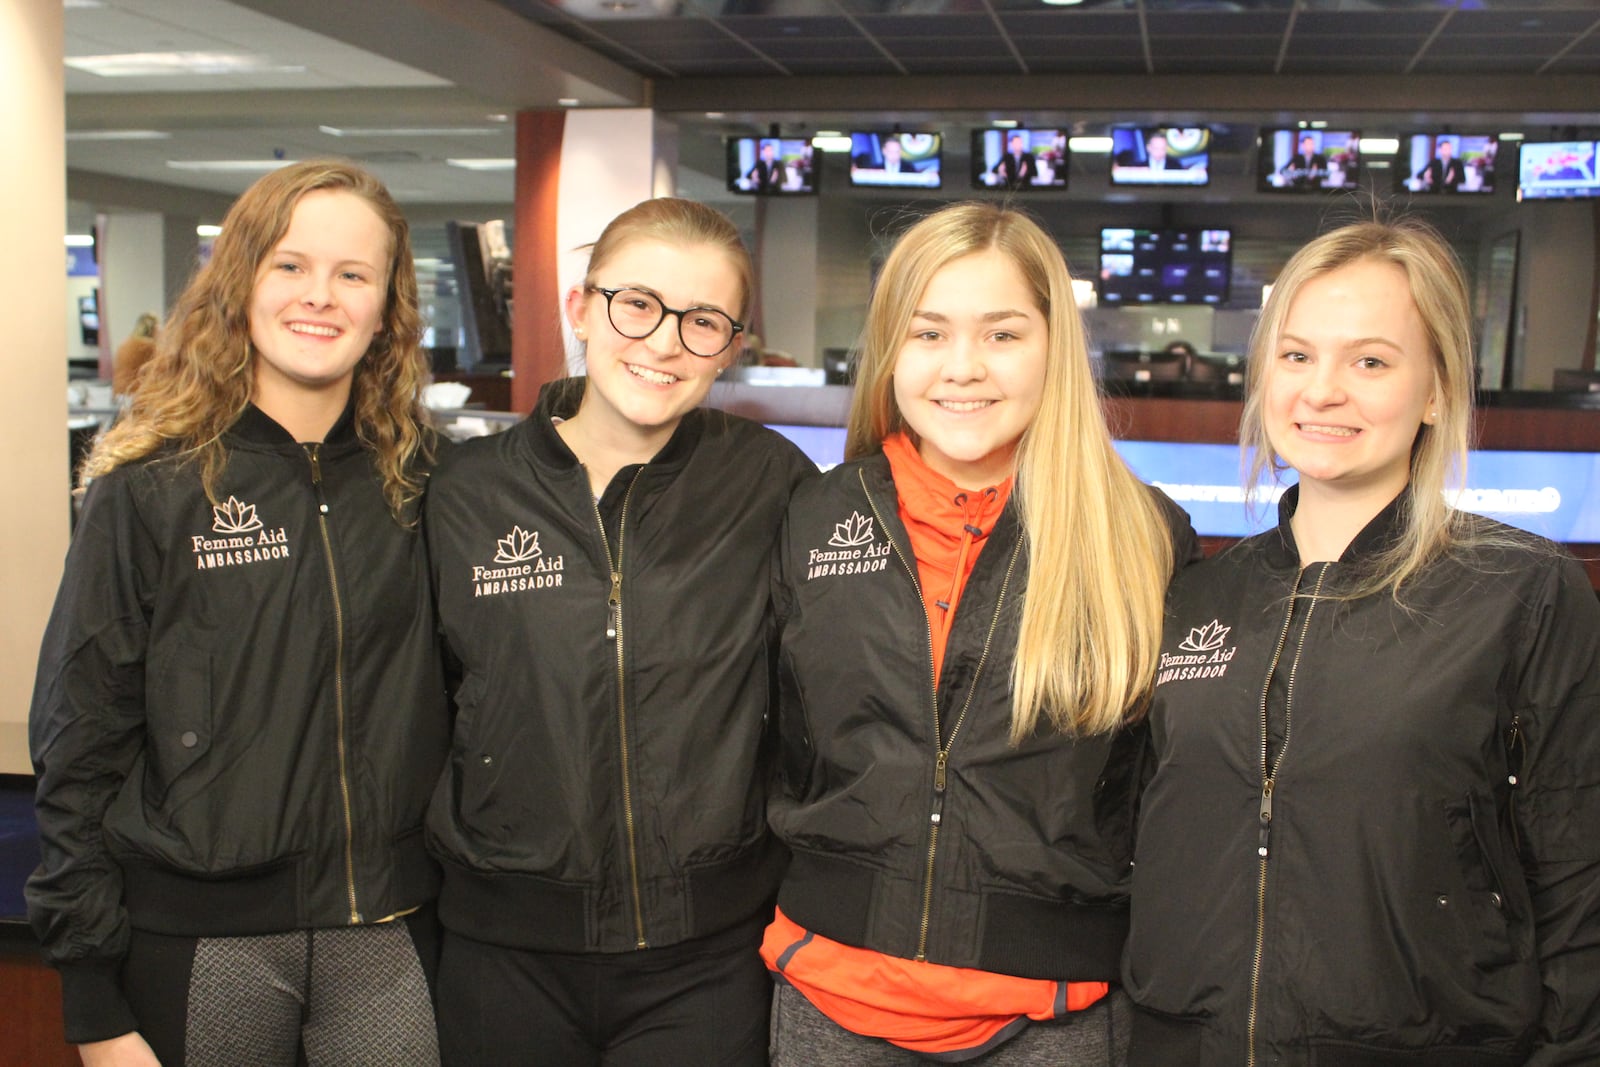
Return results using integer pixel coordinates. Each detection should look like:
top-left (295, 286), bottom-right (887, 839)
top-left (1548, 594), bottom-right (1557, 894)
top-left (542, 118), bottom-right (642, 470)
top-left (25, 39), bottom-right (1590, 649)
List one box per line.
top-left (1399, 133), bottom-right (1499, 195)
top-left (1109, 126), bottom-right (1210, 187)
top-left (1258, 128), bottom-right (1362, 192)
top-left (726, 137), bottom-right (818, 195)
top-left (971, 128), bottom-right (1069, 191)
top-left (849, 132), bottom-right (942, 189)
top-left (78, 293), bottom-right (100, 346)
top-left (1098, 227), bottom-right (1232, 306)
top-left (1516, 139), bottom-right (1600, 200)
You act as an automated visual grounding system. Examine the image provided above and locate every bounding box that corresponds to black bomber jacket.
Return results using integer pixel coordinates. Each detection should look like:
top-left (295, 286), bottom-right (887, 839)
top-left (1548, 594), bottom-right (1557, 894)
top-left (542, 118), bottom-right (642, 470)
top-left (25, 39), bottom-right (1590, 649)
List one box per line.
top-left (1126, 487), bottom-right (1600, 1067)
top-left (422, 379), bottom-right (815, 953)
top-left (767, 451), bottom-right (1197, 980)
top-left (27, 404), bottom-right (449, 1043)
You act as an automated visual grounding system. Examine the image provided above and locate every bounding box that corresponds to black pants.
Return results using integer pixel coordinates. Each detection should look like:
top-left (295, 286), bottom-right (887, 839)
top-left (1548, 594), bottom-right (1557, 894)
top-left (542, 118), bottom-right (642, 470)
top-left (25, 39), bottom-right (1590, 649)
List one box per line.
top-left (437, 915), bottom-right (770, 1067)
top-left (123, 910), bottom-right (440, 1067)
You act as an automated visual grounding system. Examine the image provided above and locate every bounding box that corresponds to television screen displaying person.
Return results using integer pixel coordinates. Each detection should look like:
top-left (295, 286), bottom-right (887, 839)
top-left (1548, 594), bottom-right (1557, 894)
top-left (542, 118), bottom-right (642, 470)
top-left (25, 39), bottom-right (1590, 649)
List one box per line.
top-left (745, 139), bottom-right (788, 192)
top-left (1143, 131), bottom-right (1186, 171)
top-left (991, 133), bottom-right (1039, 188)
top-left (1415, 137), bottom-right (1467, 191)
top-left (1280, 134), bottom-right (1329, 188)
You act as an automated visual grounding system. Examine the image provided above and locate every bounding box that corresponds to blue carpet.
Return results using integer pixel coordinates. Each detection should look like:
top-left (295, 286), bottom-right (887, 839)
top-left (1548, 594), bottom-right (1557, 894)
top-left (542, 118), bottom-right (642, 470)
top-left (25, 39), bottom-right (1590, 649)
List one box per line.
top-left (0, 776), bottom-right (39, 921)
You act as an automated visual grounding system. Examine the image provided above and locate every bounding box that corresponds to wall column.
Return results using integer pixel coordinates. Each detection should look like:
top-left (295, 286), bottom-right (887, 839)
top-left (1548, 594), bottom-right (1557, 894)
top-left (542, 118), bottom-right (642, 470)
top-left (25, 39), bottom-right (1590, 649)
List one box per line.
top-left (1, 0), bottom-right (69, 771)
top-left (511, 108), bottom-right (674, 411)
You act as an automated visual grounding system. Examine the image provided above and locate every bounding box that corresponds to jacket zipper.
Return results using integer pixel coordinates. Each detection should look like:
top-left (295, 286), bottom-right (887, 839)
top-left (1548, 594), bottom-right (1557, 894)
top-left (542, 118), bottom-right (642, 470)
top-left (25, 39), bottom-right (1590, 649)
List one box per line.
top-left (307, 445), bottom-right (361, 924)
top-left (861, 471), bottom-right (1023, 961)
top-left (1246, 564), bottom-right (1328, 1067)
top-left (589, 470), bottom-right (647, 948)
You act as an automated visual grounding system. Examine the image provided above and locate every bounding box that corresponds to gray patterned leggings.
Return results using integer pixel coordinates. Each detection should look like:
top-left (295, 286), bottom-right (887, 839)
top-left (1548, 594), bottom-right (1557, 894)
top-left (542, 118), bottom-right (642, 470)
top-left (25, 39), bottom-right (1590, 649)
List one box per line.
top-left (122, 918), bottom-right (439, 1067)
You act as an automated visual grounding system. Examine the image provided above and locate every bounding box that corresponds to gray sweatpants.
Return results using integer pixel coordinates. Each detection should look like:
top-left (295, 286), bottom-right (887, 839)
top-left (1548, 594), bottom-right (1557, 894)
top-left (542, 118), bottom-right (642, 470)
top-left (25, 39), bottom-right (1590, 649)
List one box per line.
top-left (768, 981), bottom-right (1131, 1066)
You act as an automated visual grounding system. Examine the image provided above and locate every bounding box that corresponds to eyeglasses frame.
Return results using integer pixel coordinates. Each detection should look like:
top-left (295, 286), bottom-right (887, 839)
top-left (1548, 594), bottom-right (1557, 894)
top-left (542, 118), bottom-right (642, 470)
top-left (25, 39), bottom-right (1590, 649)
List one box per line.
top-left (586, 285), bottom-right (746, 359)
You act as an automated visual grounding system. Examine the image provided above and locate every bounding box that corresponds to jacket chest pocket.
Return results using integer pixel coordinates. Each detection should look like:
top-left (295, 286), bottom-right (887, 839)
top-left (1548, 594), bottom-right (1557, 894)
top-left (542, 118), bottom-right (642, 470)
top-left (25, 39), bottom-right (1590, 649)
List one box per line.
top-left (144, 642), bottom-right (214, 806)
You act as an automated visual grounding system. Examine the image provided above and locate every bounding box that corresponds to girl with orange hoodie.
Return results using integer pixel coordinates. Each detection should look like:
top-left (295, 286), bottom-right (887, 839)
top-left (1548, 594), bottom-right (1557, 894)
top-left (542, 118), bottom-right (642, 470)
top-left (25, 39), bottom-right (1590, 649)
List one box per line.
top-left (763, 202), bottom-right (1196, 1064)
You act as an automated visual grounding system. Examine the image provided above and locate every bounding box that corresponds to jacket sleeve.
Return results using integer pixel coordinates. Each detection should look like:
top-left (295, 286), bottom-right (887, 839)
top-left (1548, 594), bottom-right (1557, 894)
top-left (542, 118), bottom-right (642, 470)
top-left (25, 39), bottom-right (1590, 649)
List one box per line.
top-left (25, 471), bottom-right (158, 1044)
top-left (1145, 483), bottom-right (1202, 571)
top-left (1513, 554), bottom-right (1600, 1066)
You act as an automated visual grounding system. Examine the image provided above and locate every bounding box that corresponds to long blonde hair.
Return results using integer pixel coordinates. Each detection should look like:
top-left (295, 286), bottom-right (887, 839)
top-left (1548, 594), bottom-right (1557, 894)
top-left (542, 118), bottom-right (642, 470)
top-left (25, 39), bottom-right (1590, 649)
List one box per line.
top-left (83, 160), bottom-right (434, 519)
top-left (847, 202), bottom-right (1175, 740)
top-left (1241, 218), bottom-right (1475, 599)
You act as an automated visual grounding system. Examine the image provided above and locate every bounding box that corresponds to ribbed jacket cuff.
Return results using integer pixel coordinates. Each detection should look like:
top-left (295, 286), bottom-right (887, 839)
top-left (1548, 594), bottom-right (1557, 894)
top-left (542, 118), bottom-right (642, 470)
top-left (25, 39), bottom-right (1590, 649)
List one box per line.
top-left (58, 958), bottom-right (137, 1045)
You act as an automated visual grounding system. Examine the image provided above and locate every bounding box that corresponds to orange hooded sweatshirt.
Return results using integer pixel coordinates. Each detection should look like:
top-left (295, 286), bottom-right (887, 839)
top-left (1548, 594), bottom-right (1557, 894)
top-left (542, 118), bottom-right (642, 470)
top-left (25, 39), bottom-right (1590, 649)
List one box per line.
top-left (761, 432), bottom-right (1107, 1059)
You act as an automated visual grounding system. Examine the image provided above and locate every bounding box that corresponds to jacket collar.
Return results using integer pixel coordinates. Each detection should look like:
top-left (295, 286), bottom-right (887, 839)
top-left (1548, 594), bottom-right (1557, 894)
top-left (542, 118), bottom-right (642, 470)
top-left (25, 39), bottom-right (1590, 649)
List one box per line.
top-left (226, 400), bottom-right (360, 456)
top-left (521, 376), bottom-right (703, 476)
top-left (1266, 483), bottom-right (1408, 570)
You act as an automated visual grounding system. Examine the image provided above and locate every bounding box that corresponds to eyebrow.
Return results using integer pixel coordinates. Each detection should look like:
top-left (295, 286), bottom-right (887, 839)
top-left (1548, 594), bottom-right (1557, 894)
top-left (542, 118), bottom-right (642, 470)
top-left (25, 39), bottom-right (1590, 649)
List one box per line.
top-left (1280, 331), bottom-right (1403, 352)
top-left (273, 247), bottom-right (383, 273)
top-left (608, 283), bottom-right (732, 315)
top-left (910, 309), bottom-right (1032, 324)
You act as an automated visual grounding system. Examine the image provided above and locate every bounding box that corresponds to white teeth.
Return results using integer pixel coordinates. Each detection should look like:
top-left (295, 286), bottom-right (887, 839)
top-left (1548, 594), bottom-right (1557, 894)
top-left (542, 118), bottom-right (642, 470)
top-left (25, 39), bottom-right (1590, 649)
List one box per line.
top-left (937, 399), bottom-right (993, 412)
top-left (288, 323), bottom-right (340, 338)
top-left (627, 363), bottom-right (677, 385)
top-left (1301, 423), bottom-right (1358, 437)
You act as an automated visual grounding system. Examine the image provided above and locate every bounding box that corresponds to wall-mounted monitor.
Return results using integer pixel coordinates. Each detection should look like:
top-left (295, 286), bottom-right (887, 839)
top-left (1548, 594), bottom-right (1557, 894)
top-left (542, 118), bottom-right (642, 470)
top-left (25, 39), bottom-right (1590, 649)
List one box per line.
top-left (726, 137), bottom-right (818, 195)
top-left (78, 293), bottom-right (100, 347)
top-left (1258, 128), bottom-right (1362, 192)
top-left (1099, 227), bottom-right (1232, 306)
top-left (1398, 133), bottom-right (1499, 195)
top-left (849, 132), bottom-right (941, 190)
top-left (1516, 139), bottom-right (1600, 200)
top-left (971, 128), bottom-right (1069, 191)
top-left (1109, 127), bottom-right (1210, 187)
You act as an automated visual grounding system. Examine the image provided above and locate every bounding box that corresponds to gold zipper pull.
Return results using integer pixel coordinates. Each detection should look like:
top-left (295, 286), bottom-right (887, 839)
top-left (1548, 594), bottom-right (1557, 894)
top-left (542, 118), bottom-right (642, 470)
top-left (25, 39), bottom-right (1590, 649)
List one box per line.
top-left (1257, 778), bottom-right (1275, 859)
top-left (606, 571), bottom-right (622, 639)
top-left (934, 750), bottom-right (948, 792)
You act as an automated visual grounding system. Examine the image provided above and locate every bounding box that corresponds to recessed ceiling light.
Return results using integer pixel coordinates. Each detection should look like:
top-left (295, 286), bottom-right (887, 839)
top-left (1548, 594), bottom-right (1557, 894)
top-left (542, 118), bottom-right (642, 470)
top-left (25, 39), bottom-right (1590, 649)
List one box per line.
top-left (67, 52), bottom-right (304, 77)
top-left (812, 135), bottom-right (851, 152)
top-left (196, 225), bottom-right (223, 237)
top-left (993, 120), bottom-right (1019, 129)
top-left (1042, 0), bottom-right (1084, 7)
top-left (447, 158), bottom-right (517, 171)
top-left (1361, 138), bottom-right (1399, 155)
top-left (65, 129), bottom-right (171, 141)
top-left (167, 159), bottom-right (296, 172)
top-left (1068, 136), bottom-right (1113, 153)
top-left (1499, 131), bottom-right (1525, 141)
top-left (486, 114), bottom-right (509, 123)
top-left (558, 98), bottom-right (580, 107)
top-left (705, 112), bottom-right (725, 120)
top-left (64, 235), bottom-right (95, 248)
top-left (319, 125), bottom-right (505, 137)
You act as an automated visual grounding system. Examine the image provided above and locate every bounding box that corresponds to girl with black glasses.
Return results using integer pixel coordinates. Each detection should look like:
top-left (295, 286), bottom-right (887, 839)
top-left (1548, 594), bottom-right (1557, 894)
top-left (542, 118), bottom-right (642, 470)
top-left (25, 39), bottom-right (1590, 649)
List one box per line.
top-left (422, 197), bottom-right (814, 1066)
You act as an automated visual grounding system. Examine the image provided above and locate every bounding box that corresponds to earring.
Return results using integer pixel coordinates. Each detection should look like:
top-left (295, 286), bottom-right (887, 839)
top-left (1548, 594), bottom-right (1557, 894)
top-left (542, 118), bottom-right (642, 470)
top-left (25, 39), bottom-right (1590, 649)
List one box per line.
top-left (574, 327), bottom-right (586, 340)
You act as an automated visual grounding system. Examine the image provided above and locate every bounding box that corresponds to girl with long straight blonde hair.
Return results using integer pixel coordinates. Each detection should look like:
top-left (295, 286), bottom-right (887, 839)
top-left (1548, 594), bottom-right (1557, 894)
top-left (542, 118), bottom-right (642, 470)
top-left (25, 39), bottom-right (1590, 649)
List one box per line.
top-left (765, 201), bottom-right (1196, 1064)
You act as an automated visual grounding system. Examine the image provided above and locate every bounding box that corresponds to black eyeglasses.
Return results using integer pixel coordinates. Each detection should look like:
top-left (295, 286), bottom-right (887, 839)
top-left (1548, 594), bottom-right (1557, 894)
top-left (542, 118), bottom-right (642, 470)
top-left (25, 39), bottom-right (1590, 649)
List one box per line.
top-left (588, 286), bottom-right (744, 359)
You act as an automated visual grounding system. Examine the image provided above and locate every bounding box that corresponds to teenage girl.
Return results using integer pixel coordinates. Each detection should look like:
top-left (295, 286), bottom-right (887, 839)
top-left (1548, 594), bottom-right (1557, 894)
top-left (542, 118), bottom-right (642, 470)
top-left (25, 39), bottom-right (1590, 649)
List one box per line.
top-left (28, 160), bottom-right (448, 1066)
top-left (1125, 219), bottom-right (1600, 1066)
top-left (764, 201), bottom-right (1197, 1064)
top-left (423, 197), bottom-right (815, 1066)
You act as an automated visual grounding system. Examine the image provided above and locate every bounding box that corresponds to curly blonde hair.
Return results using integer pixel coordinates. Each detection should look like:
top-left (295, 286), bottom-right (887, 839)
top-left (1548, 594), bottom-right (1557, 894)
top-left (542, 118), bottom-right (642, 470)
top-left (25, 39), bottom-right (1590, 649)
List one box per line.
top-left (83, 160), bottom-right (434, 519)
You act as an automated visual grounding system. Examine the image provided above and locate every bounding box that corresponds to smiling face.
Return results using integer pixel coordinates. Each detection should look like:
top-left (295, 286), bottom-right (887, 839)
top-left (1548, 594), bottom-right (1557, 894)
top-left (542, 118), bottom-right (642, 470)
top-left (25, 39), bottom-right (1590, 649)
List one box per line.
top-left (891, 248), bottom-right (1048, 489)
top-left (1264, 257), bottom-right (1438, 508)
top-left (564, 238), bottom-right (742, 445)
top-left (249, 188), bottom-right (390, 418)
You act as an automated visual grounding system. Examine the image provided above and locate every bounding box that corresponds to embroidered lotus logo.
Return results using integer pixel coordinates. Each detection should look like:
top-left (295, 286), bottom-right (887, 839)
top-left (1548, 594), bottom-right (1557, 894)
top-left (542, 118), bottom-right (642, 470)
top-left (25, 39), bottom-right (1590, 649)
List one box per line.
top-left (212, 496), bottom-right (263, 534)
top-left (494, 526), bottom-right (541, 564)
top-left (829, 512), bottom-right (875, 548)
top-left (1179, 619), bottom-right (1231, 653)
